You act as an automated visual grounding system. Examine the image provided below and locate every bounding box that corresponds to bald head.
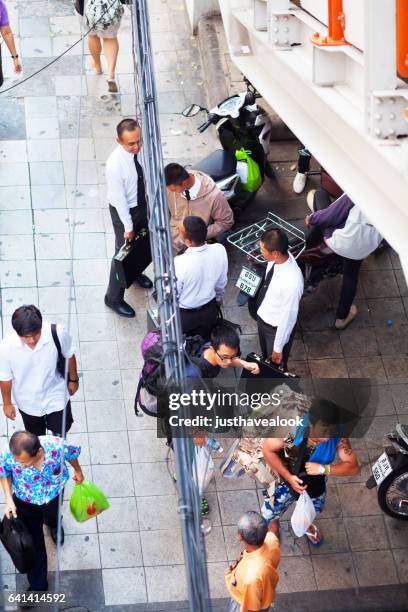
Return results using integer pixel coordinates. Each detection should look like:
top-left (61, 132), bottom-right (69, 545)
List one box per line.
top-left (9, 431), bottom-right (41, 458)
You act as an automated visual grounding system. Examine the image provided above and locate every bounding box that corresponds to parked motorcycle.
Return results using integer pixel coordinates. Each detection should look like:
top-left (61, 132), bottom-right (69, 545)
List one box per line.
top-left (182, 79), bottom-right (272, 218)
top-left (366, 423), bottom-right (408, 520)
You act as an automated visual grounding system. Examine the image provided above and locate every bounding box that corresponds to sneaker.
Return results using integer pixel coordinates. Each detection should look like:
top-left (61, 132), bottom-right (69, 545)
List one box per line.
top-left (335, 304), bottom-right (358, 330)
top-left (306, 189), bottom-right (317, 212)
top-left (293, 172), bottom-right (307, 194)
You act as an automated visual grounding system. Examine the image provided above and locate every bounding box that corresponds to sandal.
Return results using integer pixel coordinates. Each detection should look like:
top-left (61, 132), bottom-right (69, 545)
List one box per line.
top-left (305, 524), bottom-right (324, 547)
top-left (107, 80), bottom-right (118, 93)
top-left (201, 496), bottom-right (210, 517)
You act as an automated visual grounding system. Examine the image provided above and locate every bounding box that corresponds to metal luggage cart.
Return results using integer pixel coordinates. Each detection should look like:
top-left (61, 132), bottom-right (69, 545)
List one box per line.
top-left (227, 212), bottom-right (306, 264)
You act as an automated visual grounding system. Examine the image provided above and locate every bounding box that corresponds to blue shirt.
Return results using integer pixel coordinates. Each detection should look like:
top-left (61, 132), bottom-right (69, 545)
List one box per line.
top-left (0, 435), bottom-right (81, 505)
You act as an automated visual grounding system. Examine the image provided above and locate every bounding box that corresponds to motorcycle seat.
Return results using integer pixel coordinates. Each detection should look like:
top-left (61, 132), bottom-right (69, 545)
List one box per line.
top-left (193, 149), bottom-right (237, 182)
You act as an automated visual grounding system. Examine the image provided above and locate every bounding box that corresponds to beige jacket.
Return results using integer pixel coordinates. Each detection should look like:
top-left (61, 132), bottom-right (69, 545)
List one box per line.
top-left (167, 170), bottom-right (234, 253)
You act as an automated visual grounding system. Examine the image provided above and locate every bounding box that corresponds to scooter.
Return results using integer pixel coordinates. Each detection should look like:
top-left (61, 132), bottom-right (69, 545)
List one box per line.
top-left (366, 423), bottom-right (408, 520)
top-left (182, 79), bottom-right (272, 217)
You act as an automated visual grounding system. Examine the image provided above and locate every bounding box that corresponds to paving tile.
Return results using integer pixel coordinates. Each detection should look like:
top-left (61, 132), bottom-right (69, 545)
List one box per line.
top-left (0, 186), bottom-right (31, 210)
top-left (27, 139), bottom-right (62, 163)
top-left (339, 326), bottom-right (379, 357)
top-left (368, 298), bottom-right (407, 325)
top-left (0, 260), bottom-right (37, 288)
top-left (395, 268), bottom-right (408, 297)
top-left (1, 288), bottom-right (39, 315)
top-left (0, 235), bottom-right (35, 261)
top-left (353, 383), bottom-right (396, 416)
top-left (308, 518), bottom-right (349, 555)
top-left (26, 117), bottom-right (60, 140)
top-left (384, 515), bottom-right (408, 548)
top-left (77, 313), bottom-right (116, 341)
top-left (393, 548), bottom-right (408, 583)
top-left (73, 259), bottom-right (109, 286)
top-left (75, 285), bottom-right (110, 315)
top-left (31, 184), bottom-right (67, 209)
top-left (50, 15), bottom-right (82, 35)
top-left (303, 330), bottom-right (343, 359)
top-left (344, 515), bottom-right (388, 551)
top-left (312, 553), bottom-right (357, 590)
top-left (133, 461), bottom-right (176, 496)
top-left (70, 400), bottom-right (87, 434)
top-left (337, 482), bottom-right (381, 517)
top-left (0, 140), bottom-right (27, 163)
top-left (128, 429), bottom-right (168, 464)
top-left (203, 525), bottom-right (228, 562)
top-left (61, 138), bottom-right (96, 161)
top-left (66, 185), bottom-right (105, 209)
top-left (69, 208), bottom-right (105, 233)
top-left (38, 286), bottom-right (76, 315)
top-left (0, 163), bottom-right (29, 187)
top-left (0, 98), bottom-right (26, 140)
top-left (19, 16), bottom-right (51, 38)
top-left (89, 431), bottom-right (131, 464)
top-left (34, 209), bottom-right (70, 233)
top-left (92, 463), bottom-right (134, 497)
top-left (346, 356), bottom-right (387, 382)
top-left (82, 369), bottom-right (123, 401)
top-left (63, 159), bottom-right (100, 184)
top-left (102, 567), bottom-right (147, 606)
top-left (137, 494), bottom-right (178, 531)
top-left (125, 398), bottom-right (157, 431)
top-left (86, 399), bottom-right (127, 432)
top-left (25, 96), bottom-right (58, 118)
top-left (144, 564), bottom-right (188, 602)
top-left (375, 325), bottom-right (408, 355)
top-left (52, 34), bottom-right (84, 56)
top-left (36, 259), bottom-right (72, 287)
top-left (97, 497), bottom-right (139, 533)
top-left (61, 500), bottom-right (97, 536)
top-left (80, 340), bottom-right (119, 370)
top-left (353, 550), bottom-right (399, 586)
top-left (277, 556), bottom-right (317, 592)
top-left (309, 358), bottom-right (348, 379)
top-left (71, 232), bottom-right (107, 259)
top-left (217, 489), bottom-right (260, 525)
top-left (141, 528), bottom-right (184, 565)
top-left (0, 543), bottom-right (16, 574)
top-left (55, 76), bottom-right (88, 96)
top-left (390, 382), bottom-right (408, 414)
top-left (117, 340), bottom-right (145, 369)
top-left (35, 234), bottom-right (72, 260)
top-left (29, 161), bottom-right (65, 185)
top-left (49, 534), bottom-right (101, 571)
top-left (361, 270), bottom-right (400, 299)
top-left (20, 36), bottom-right (52, 57)
top-left (382, 354), bottom-right (408, 381)
top-left (121, 368), bottom-right (140, 399)
top-left (99, 531), bottom-right (142, 568)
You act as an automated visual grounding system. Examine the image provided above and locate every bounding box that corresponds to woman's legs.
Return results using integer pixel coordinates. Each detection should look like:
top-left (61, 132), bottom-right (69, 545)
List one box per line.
top-left (102, 36), bottom-right (119, 82)
top-left (336, 258), bottom-right (362, 320)
top-left (87, 34), bottom-right (102, 74)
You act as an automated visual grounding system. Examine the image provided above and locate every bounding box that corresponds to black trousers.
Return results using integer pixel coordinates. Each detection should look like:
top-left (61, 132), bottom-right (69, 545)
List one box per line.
top-left (20, 401), bottom-right (73, 437)
top-left (106, 204), bottom-right (148, 303)
top-left (14, 494), bottom-right (60, 591)
top-left (311, 190), bottom-right (363, 320)
top-left (257, 316), bottom-right (296, 370)
top-left (179, 299), bottom-right (218, 341)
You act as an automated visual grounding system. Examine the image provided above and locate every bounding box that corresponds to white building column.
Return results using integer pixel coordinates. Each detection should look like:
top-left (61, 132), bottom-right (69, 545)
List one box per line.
top-left (185, 0), bottom-right (220, 33)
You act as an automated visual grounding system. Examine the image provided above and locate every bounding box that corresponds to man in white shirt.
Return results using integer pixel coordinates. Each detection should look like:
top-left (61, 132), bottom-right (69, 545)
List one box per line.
top-left (0, 305), bottom-right (78, 436)
top-left (175, 216), bottom-right (228, 340)
top-left (256, 228), bottom-right (304, 371)
top-left (105, 118), bottom-right (153, 318)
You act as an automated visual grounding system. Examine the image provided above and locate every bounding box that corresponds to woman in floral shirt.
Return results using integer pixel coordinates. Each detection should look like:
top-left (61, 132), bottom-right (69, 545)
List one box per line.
top-left (0, 431), bottom-right (84, 592)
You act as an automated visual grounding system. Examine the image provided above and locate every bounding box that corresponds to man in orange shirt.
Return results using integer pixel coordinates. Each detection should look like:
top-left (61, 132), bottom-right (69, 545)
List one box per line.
top-left (225, 511), bottom-right (280, 612)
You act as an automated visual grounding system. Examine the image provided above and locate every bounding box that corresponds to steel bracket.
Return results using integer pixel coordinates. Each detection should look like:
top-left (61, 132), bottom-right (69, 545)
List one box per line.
top-left (268, 10), bottom-right (300, 48)
top-left (370, 90), bottom-right (408, 139)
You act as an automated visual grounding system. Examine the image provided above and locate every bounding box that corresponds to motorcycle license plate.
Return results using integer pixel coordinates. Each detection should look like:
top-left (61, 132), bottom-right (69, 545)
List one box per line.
top-left (372, 452), bottom-right (392, 485)
top-left (236, 266), bottom-right (263, 297)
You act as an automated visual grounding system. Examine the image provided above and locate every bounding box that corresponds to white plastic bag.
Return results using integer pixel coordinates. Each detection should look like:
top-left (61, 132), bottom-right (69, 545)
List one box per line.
top-left (193, 446), bottom-right (215, 495)
top-left (290, 491), bottom-right (316, 537)
top-left (236, 160), bottom-right (249, 185)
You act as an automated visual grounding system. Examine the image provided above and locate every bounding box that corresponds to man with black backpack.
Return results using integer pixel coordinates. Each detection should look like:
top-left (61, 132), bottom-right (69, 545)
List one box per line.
top-left (0, 306), bottom-right (78, 437)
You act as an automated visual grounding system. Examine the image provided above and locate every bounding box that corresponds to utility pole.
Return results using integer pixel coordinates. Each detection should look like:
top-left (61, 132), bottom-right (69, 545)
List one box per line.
top-left (130, 2), bottom-right (212, 610)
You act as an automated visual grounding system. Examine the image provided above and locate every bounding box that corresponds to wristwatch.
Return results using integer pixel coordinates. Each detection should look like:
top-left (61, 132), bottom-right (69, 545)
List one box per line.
top-left (68, 378), bottom-right (79, 383)
top-left (11, 54), bottom-right (19, 59)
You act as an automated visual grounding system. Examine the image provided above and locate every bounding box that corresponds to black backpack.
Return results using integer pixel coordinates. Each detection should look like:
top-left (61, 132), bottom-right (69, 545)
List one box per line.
top-left (0, 515), bottom-right (35, 573)
top-left (134, 332), bottom-right (205, 417)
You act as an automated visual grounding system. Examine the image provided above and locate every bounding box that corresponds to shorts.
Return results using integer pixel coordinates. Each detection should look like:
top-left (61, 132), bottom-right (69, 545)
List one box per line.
top-left (79, 15), bottom-right (120, 38)
top-left (261, 481), bottom-right (326, 522)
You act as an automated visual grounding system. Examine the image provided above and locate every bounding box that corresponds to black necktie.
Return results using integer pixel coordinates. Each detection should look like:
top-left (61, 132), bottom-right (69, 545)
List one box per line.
top-left (256, 264), bottom-right (275, 309)
top-left (184, 189), bottom-right (191, 201)
top-left (134, 155), bottom-right (147, 208)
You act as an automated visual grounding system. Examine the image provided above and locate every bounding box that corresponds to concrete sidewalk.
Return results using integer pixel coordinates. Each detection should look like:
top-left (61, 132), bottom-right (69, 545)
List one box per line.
top-left (0, 1), bottom-right (408, 610)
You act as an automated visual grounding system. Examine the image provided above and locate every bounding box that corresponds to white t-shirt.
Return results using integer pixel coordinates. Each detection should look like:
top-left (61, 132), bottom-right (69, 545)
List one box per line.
top-left (0, 322), bottom-right (75, 417)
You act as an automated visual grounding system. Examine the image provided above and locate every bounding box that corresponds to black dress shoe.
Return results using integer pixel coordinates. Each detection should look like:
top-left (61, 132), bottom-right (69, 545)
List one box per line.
top-left (135, 273), bottom-right (153, 289)
top-left (50, 525), bottom-right (64, 546)
top-left (104, 296), bottom-right (135, 317)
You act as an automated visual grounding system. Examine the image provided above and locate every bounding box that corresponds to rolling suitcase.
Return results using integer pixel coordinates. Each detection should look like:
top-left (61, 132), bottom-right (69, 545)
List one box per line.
top-left (114, 227), bottom-right (152, 289)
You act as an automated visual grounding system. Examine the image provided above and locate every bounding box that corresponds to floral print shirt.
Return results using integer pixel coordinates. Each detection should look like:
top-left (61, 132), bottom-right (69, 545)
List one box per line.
top-left (0, 435), bottom-right (81, 505)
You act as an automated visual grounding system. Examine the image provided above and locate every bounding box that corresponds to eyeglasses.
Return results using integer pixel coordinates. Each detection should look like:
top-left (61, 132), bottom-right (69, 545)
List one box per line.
top-left (214, 349), bottom-right (241, 362)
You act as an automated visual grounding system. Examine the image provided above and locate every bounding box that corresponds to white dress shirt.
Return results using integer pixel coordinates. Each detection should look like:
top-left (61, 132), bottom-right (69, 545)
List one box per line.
top-left (174, 243), bottom-right (228, 309)
top-left (257, 253), bottom-right (304, 353)
top-left (106, 145), bottom-right (140, 232)
top-left (0, 322), bottom-right (75, 417)
top-left (181, 175), bottom-right (202, 200)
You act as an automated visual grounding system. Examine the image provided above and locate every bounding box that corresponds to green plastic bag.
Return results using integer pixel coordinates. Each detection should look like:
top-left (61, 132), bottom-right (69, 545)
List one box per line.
top-left (235, 147), bottom-right (262, 192)
top-left (70, 480), bottom-right (110, 523)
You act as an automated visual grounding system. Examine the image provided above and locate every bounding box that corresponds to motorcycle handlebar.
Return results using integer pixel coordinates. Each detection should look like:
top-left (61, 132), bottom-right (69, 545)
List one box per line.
top-left (198, 120), bottom-right (212, 133)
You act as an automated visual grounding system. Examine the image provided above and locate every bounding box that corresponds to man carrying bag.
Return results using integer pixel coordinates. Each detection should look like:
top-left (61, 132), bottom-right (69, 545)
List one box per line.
top-left (105, 118), bottom-right (153, 318)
